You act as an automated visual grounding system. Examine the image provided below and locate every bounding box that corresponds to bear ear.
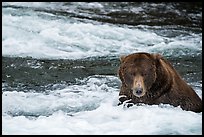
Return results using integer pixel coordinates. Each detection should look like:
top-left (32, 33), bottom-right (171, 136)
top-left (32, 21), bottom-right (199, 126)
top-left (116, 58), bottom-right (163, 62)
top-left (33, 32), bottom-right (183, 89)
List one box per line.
top-left (152, 53), bottom-right (162, 60)
top-left (120, 55), bottom-right (126, 63)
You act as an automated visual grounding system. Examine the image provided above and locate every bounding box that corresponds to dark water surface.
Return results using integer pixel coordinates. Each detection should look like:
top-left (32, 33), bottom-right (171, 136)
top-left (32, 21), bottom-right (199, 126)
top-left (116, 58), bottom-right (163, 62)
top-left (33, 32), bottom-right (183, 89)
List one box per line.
top-left (2, 55), bottom-right (202, 92)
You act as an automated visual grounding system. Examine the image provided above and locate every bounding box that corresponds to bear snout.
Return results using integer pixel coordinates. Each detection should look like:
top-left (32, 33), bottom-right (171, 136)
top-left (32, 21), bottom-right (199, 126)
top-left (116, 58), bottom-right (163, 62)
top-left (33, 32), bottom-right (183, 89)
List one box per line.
top-left (132, 84), bottom-right (146, 97)
top-left (132, 76), bottom-right (146, 97)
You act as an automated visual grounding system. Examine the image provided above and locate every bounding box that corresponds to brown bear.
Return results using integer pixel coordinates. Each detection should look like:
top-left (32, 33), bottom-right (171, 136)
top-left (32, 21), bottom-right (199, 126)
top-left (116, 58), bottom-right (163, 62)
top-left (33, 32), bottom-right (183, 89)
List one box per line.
top-left (118, 52), bottom-right (202, 113)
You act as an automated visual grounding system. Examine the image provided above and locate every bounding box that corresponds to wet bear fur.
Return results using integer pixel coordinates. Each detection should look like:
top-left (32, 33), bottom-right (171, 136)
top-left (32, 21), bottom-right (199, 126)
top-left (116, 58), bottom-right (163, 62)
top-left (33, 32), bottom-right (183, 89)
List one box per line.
top-left (118, 52), bottom-right (202, 113)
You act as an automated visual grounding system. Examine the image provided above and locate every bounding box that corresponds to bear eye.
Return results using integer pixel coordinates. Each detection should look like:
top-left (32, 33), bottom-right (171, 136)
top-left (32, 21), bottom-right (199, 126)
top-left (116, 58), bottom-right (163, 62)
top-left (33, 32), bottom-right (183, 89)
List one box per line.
top-left (131, 72), bottom-right (136, 76)
top-left (142, 72), bottom-right (147, 76)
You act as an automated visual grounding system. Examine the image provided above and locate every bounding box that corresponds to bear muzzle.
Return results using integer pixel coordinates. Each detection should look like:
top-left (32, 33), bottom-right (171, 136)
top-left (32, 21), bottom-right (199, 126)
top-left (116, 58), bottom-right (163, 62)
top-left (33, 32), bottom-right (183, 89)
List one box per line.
top-left (132, 76), bottom-right (146, 97)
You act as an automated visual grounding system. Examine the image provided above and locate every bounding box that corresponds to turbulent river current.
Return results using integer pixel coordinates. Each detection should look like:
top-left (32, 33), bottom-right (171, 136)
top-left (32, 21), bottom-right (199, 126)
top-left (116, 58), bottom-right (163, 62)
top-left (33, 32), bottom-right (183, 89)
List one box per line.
top-left (2, 2), bottom-right (202, 135)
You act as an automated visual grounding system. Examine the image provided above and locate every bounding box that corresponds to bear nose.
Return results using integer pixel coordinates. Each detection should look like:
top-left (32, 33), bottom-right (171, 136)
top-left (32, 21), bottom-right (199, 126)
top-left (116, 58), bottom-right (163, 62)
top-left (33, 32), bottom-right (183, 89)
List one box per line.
top-left (136, 88), bottom-right (143, 95)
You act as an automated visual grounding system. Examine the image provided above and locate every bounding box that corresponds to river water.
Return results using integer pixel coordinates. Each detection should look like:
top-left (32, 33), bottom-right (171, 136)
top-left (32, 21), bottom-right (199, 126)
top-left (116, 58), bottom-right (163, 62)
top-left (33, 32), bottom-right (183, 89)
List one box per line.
top-left (2, 2), bottom-right (202, 135)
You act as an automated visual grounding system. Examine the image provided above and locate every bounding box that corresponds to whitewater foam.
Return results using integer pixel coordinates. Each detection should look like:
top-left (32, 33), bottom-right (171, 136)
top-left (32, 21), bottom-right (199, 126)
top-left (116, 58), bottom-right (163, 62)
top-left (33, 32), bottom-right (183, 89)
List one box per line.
top-left (2, 75), bottom-right (202, 135)
top-left (2, 5), bottom-right (202, 59)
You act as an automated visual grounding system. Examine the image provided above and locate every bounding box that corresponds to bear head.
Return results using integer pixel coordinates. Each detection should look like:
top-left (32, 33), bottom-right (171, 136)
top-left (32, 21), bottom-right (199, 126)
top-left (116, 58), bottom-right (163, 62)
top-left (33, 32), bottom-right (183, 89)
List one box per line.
top-left (119, 52), bottom-right (162, 98)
